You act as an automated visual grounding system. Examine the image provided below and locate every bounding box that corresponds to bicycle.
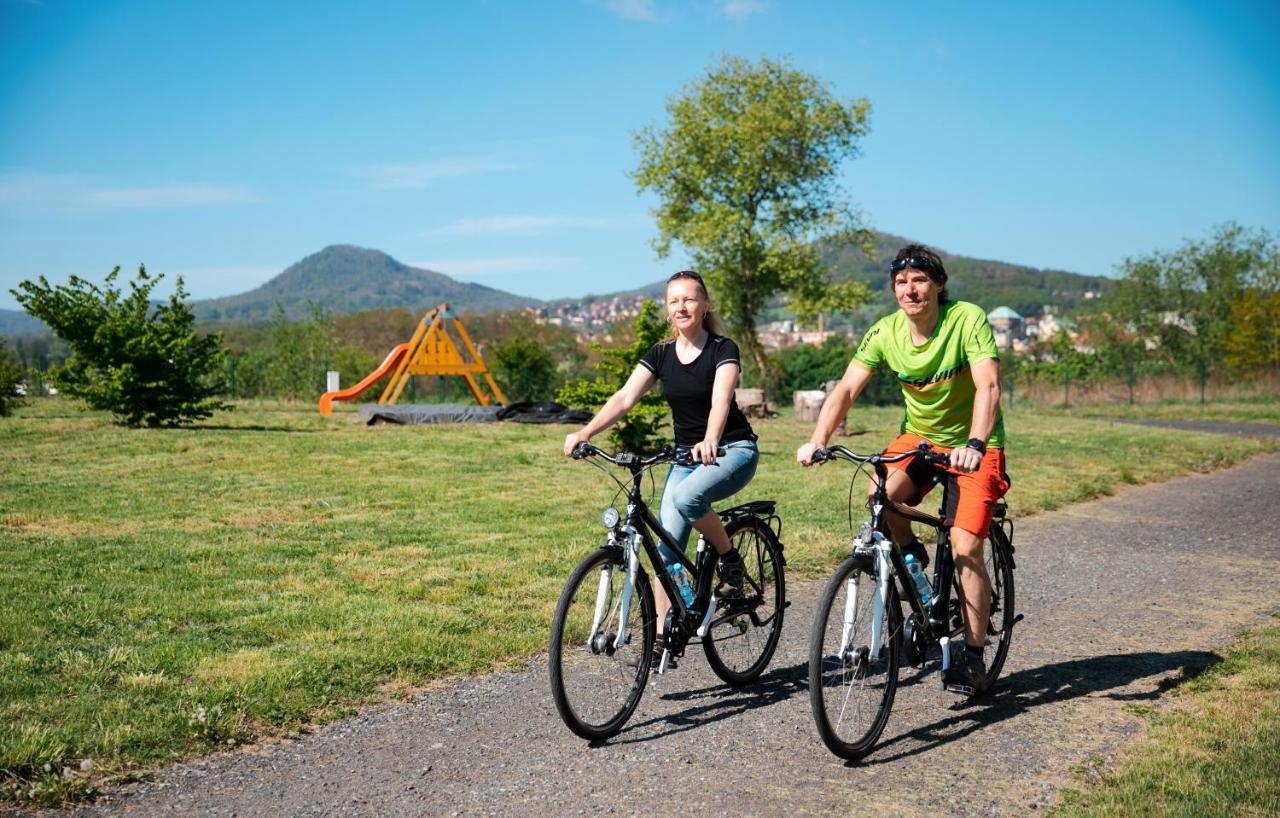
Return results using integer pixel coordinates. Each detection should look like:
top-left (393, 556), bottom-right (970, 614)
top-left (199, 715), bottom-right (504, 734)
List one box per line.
top-left (548, 442), bottom-right (787, 741)
top-left (806, 441), bottom-right (1021, 760)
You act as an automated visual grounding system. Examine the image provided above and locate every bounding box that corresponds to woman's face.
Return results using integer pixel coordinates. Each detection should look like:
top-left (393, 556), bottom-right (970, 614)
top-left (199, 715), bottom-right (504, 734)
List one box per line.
top-left (666, 277), bottom-right (708, 333)
top-left (893, 268), bottom-right (941, 319)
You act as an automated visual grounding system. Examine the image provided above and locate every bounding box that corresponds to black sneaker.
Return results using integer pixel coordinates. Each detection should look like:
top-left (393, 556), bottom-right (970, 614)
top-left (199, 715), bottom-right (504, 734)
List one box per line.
top-left (653, 635), bottom-right (677, 671)
top-left (716, 551), bottom-right (745, 598)
top-left (942, 646), bottom-right (988, 695)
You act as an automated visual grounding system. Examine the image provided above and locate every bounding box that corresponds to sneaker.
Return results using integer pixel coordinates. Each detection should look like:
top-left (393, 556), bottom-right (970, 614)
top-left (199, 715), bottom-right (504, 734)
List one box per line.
top-left (653, 635), bottom-right (677, 671)
top-left (715, 551), bottom-right (745, 598)
top-left (942, 646), bottom-right (988, 695)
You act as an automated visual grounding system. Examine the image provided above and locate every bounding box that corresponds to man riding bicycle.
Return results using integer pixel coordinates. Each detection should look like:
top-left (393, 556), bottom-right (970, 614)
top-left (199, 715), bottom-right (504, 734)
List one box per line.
top-left (796, 244), bottom-right (1009, 695)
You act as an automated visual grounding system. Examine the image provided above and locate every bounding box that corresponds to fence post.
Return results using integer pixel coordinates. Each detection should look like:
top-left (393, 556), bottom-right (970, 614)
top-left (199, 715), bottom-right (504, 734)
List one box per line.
top-left (1062, 370), bottom-right (1070, 408)
top-left (1127, 364), bottom-right (1134, 406)
top-left (438, 375), bottom-right (446, 402)
top-left (227, 357), bottom-right (238, 399)
top-left (1199, 359), bottom-right (1207, 404)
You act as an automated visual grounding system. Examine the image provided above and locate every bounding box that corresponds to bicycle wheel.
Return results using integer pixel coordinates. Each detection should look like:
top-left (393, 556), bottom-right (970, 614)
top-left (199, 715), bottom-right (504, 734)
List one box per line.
top-left (549, 548), bottom-right (655, 740)
top-left (979, 525), bottom-right (1016, 685)
top-left (702, 515), bottom-right (786, 686)
top-left (809, 554), bottom-right (902, 761)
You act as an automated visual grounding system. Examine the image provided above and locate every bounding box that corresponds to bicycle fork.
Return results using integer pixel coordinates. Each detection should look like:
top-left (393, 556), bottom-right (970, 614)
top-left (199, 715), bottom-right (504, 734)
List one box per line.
top-left (841, 524), bottom-right (891, 663)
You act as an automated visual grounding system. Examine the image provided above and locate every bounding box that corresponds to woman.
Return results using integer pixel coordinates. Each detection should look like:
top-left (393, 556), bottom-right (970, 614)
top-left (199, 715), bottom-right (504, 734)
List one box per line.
top-left (563, 270), bottom-right (759, 662)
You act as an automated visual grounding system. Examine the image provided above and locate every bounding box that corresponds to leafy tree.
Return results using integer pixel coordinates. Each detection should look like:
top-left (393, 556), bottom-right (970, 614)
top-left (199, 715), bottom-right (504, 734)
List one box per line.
top-left (557, 301), bottom-right (669, 452)
top-left (12, 266), bottom-right (229, 426)
top-left (634, 55), bottom-right (875, 390)
top-left (489, 321), bottom-right (560, 402)
top-left (0, 338), bottom-right (25, 416)
top-left (230, 304), bottom-right (375, 400)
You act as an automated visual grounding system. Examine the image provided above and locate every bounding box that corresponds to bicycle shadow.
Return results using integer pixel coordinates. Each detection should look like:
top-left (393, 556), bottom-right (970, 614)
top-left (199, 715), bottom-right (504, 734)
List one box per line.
top-left (596, 659), bottom-right (810, 747)
top-left (858, 649), bottom-right (1220, 766)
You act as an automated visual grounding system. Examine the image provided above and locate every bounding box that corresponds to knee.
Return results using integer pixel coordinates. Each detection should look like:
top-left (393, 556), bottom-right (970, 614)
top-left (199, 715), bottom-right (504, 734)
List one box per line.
top-left (671, 484), bottom-right (710, 521)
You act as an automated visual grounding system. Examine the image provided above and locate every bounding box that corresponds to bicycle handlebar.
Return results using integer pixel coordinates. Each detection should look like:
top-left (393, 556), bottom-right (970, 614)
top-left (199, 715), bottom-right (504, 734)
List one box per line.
top-left (811, 440), bottom-right (951, 469)
top-left (572, 442), bottom-right (726, 468)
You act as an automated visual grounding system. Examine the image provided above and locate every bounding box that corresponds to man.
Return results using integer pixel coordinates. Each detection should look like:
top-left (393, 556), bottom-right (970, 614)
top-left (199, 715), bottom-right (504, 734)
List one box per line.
top-left (796, 244), bottom-right (1009, 694)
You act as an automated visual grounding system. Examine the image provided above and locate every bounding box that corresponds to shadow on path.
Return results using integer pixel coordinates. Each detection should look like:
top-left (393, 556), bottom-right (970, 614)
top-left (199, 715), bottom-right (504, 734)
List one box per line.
top-left (861, 649), bottom-right (1220, 766)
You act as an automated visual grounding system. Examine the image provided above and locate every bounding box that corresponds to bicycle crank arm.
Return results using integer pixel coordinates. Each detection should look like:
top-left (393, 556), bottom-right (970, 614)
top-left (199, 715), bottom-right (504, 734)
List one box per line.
top-left (695, 593), bottom-right (718, 638)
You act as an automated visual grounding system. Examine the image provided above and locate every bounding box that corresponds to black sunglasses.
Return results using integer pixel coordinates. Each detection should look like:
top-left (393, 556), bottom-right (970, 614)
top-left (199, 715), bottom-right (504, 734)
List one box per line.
top-left (668, 270), bottom-right (704, 283)
top-left (890, 256), bottom-right (939, 274)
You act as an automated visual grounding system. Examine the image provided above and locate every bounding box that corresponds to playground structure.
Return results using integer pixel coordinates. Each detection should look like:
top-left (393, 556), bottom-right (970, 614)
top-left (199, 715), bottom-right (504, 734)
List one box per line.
top-left (318, 303), bottom-right (507, 416)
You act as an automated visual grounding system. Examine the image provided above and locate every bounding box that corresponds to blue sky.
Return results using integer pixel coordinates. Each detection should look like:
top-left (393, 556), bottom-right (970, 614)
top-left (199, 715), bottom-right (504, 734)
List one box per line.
top-left (1, 0), bottom-right (1277, 310)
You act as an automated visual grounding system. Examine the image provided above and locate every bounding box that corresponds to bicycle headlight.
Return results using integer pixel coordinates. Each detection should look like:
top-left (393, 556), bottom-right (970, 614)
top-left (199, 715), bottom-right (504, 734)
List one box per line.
top-left (601, 507), bottom-right (620, 529)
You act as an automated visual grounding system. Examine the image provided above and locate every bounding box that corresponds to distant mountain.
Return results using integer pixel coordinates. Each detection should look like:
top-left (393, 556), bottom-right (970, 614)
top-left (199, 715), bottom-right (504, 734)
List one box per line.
top-left (820, 232), bottom-right (1112, 317)
top-left (191, 245), bottom-right (542, 323)
top-left (0, 309), bottom-right (48, 337)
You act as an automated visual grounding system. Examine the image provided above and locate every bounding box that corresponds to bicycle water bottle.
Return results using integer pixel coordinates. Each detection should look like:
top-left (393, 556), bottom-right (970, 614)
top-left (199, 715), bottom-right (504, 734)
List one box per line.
top-left (904, 553), bottom-right (932, 605)
top-left (670, 564), bottom-right (696, 608)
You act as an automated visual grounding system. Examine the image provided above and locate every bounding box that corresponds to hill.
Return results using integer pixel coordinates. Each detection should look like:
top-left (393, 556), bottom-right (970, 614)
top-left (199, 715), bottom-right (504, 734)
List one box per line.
top-left (820, 232), bottom-right (1112, 317)
top-left (192, 245), bottom-right (541, 323)
top-left (0, 309), bottom-right (48, 337)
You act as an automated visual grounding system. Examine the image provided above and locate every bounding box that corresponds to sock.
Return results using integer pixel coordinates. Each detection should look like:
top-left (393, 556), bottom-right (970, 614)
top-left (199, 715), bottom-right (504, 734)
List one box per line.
top-left (964, 643), bottom-right (984, 661)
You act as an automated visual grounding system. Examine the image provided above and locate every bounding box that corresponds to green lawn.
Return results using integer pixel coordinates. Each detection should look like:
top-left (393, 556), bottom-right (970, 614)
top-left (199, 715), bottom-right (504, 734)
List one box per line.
top-left (1038, 397), bottom-right (1280, 425)
top-left (0, 398), bottom-right (1275, 804)
top-left (1052, 618), bottom-right (1280, 818)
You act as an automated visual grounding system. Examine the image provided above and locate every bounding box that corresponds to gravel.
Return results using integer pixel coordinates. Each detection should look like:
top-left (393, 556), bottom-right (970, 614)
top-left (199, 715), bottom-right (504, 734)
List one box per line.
top-left (41, 451), bottom-right (1280, 818)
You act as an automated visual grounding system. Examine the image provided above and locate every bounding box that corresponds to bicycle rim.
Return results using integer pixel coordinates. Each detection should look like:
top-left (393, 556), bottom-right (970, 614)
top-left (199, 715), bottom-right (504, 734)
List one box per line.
top-left (809, 555), bottom-right (900, 760)
top-left (549, 548), bottom-right (654, 740)
top-left (702, 516), bottom-right (785, 686)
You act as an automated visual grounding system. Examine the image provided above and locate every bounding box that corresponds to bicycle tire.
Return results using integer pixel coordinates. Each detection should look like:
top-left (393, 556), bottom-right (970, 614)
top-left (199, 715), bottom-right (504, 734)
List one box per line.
top-left (702, 515), bottom-right (786, 686)
top-left (809, 554), bottom-right (902, 760)
top-left (549, 547), bottom-right (655, 740)
top-left (980, 525), bottom-right (1016, 685)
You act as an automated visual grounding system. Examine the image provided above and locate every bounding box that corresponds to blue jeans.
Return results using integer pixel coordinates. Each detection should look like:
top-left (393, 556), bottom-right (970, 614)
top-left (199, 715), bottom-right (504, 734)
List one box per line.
top-left (657, 440), bottom-right (759, 571)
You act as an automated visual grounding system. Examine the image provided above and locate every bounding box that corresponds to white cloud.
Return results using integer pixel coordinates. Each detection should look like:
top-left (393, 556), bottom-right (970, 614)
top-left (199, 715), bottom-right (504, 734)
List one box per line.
top-left (358, 154), bottom-right (532, 190)
top-left (412, 256), bottom-right (579, 278)
top-left (0, 170), bottom-right (256, 209)
top-left (605, 0), bottom-right (666, 22)
top-left (421, 214), bottom-right (642, 238)
top-left (720, 0), bottom-right (765, 21)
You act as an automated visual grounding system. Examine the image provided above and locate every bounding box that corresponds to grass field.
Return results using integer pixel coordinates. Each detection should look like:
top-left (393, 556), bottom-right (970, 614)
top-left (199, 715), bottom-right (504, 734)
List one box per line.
top-left (1051, 618), bottom-right (1280, 818)
top-left (1, 398), bottom-right (1275, 804)
top-left (1035, 397), bottom-right (1280, 425)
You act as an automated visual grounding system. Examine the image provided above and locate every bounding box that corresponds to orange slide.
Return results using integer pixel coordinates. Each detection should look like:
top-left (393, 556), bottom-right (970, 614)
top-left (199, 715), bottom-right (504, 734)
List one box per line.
top-left (318, 343), bottom-right (409, 416)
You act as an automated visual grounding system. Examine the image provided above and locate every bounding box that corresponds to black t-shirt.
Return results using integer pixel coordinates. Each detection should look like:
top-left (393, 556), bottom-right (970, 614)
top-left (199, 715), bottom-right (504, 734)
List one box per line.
top-left (638, 334), bottom-right (755, 448)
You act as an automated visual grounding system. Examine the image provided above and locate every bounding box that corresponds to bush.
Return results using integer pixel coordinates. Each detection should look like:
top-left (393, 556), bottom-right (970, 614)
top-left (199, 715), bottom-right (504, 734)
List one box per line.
top-left (557, 301), bottom-right (670, 452)
top-left (12, 266), bottom-right (229, 426)
top-left (0, 338), bottom-right (24, 416)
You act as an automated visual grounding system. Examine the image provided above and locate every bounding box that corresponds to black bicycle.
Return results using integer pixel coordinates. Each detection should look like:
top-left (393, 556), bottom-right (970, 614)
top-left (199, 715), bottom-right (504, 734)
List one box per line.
top-left (549, 442), bottom-right (787, 741)
top-left (806, 442), bottom-right (1020, 760)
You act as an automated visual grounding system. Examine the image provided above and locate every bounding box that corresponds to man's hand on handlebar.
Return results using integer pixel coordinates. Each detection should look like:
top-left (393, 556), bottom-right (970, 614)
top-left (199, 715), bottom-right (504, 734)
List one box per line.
top-left (949, 444), bottom-right (982, 473)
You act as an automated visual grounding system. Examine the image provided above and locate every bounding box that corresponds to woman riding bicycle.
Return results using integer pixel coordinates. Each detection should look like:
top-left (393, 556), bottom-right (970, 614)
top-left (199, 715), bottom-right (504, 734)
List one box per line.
top-left (563, 270), bottom-right (759, 664)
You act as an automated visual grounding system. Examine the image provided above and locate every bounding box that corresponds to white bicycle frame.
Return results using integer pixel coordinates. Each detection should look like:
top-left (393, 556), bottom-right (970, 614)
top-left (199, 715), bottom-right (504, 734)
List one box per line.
top-left (841, 518), bottom-right (890, 661)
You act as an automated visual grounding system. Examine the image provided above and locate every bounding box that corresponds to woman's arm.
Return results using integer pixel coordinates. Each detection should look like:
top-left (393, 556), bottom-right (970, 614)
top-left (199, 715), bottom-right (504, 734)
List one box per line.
top-left (692, 362), bottom-right (739, 465)
top-left (562, 364), bottom-right (657, 455)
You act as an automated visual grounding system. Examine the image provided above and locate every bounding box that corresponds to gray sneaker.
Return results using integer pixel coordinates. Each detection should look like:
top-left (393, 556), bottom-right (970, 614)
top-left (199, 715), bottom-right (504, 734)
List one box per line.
top-left (942, 647), bottom-right (988, 695)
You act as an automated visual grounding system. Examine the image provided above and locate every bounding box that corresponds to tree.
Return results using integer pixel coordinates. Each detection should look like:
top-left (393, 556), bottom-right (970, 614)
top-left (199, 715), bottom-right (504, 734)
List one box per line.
top-left (489, 319), bottom-right (561, 402)
top-left (634, 55), bottom-right (874, 390)
top-left (556, 301), bottom-right (669, 452)
top-left (12, 266), bottom-right (229, 426)
top-left (0, 338), bottom-right (24, 416)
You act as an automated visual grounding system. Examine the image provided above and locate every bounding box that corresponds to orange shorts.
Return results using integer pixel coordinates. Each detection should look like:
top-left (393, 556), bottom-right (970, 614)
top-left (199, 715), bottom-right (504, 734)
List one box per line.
top-left (881, 433), bottom-right (1010, 538)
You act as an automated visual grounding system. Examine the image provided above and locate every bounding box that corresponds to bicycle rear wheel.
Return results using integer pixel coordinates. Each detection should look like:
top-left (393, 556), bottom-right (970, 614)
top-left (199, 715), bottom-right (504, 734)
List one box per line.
top-left (549, 548), bottom-right (655, 740)
top-left (979, 525), bottom-right (1016, 685)
top-left (809, 554), bottom-right (901, 760)
top-left (702, 515), bottom-right (786, 686)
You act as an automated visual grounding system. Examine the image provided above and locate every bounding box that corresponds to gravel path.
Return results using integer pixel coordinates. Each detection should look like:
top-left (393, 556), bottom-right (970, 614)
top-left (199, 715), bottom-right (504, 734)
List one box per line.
top-left (46, 452), bottom-right (1280, 818)
top-left (1107, 417), bottom-right (1280, 438)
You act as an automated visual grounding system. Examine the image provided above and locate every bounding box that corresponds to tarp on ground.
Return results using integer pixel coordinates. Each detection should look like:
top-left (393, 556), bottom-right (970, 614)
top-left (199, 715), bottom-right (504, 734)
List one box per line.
top-left (496, 402), bottom-right (594, 424)
top-left (358, 404), bottom-right (503, 425)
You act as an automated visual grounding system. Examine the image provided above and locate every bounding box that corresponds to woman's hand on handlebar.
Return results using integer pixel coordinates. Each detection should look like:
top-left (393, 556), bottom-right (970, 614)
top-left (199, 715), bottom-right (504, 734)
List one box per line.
top-left (691, 439), bottom-right (719, 466)
top-left (796, 441), bottom-right (824, 467)
top-left (563, 430), bottom-right (592, 457)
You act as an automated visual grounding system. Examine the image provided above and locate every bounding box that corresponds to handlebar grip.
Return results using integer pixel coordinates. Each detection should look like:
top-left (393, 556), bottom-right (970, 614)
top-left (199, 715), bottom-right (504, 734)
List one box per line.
top-left (811, 447), bottom-right (831, 464)
top-left (571, 442), bottom-right (593, 460)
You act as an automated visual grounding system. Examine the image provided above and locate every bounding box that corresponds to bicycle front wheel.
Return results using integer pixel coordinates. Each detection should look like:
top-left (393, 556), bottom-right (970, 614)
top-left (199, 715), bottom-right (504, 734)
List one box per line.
top-left (549, 548), bottom-right (655, 740)
top-left (980, 525), bottom-right (1016, 686)
top-left (702, 514), bottom-right (786, 686)
top-left (808, 554), bottom-right (901, 761)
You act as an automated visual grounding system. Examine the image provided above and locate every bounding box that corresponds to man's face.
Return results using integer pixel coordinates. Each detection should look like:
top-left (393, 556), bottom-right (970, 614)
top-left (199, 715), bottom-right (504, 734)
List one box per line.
top-left (893, 268), bottom-right (940, 318)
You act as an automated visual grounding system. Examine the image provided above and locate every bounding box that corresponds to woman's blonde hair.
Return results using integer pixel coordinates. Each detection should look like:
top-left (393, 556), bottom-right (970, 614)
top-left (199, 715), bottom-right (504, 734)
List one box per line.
top-left (664, 270), bottom-right (721, 341)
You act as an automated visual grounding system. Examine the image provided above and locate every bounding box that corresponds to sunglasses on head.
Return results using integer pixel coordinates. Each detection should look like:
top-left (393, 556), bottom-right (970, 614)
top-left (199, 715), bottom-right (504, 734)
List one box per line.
top-left (891, 256), bottom-right (939, 274)
top-left (668, 270), bottom-right (704, 283)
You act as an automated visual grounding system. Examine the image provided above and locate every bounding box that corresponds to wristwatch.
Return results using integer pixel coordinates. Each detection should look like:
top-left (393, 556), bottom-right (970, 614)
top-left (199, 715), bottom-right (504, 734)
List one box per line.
top-left (966, 438), bottom-right (987, 455)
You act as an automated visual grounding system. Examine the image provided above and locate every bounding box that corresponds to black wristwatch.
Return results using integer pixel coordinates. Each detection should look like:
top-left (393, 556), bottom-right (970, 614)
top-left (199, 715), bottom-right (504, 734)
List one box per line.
top-left (966, 438), bottom-right (987, 455)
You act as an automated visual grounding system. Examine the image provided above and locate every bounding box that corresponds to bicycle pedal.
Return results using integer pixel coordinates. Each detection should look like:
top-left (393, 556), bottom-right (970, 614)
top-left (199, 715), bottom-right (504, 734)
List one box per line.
top-left (943, 682), bottom-right (975, 696)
